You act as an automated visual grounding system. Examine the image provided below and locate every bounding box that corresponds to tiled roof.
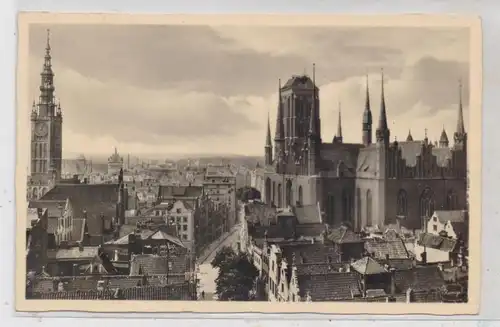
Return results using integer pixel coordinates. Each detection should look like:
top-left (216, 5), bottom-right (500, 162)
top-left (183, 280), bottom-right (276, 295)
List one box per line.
top-left (351, 257), bottom-right (387, 275)
top-left (296, 272), bottom-right (361, 301)
top-left (295, 263), bottom-right (346, 275)
top-left (364, 238), bottom-right (409, 260)
top-left (129, 254), bottom-right (189, 275)
top-left (280, 243), bottom-right (340, 265)
top-left (31, 275), bottom-right (188, 293)
top-left (320, 143), bottom-right (361, 174)
top-left (282, 75), bottom-right (316, 90)
top-left (417, 233), bottom-right (457, 252)
top-left (394, 266), bottom-right (446, 293)
top-left (47, 246), bottom-right (99, 261)
top-left (158, 185), bottom-right (203, 199)
top-left (385, 258), bottom-right (414, 270)
top-left (434, 210), bottom-right (467, 223)
top-left (30, 283), bottom-right (194, 300)
top-left (293, 205), bottom-right (321, 224)
top-left (327, 226), bottom-right (363, 244)
top-left (40, 184), bottom-right (121, 236)
top-left (107, 226), bottom-right (184, 248)
top-left (29, 200), bottom-right (66, 218)
top-left (249, 223), bottom-right (324, 241)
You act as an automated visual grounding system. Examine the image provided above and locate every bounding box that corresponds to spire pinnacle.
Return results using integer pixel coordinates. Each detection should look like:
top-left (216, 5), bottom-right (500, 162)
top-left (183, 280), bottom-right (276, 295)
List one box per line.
top-left (376, 68), bottom-right (390, 143)
top-left (274, 79), bottom-right (284, 142)
top-left (265, 108), bottom-right (272, 147)
top-left (46, 29), bottom-right (51, 53)
top-left (336, 101), bottom-right (342, 138)
top-left (456, 78), bottom-right (466, 135)
top-left (406, 129), bottom-right (413, 141)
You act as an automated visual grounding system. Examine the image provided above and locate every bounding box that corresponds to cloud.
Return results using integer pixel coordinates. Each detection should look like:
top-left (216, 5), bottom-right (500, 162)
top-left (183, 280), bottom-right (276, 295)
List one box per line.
top-left (28, 55), bottom-right (261, 154)
top-left (26, 24), bottom-right (470, 157)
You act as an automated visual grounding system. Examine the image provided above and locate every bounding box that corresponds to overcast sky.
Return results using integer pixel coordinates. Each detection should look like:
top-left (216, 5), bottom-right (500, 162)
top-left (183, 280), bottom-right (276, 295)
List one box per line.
top-left (28, 24), bottom-right (470, 158)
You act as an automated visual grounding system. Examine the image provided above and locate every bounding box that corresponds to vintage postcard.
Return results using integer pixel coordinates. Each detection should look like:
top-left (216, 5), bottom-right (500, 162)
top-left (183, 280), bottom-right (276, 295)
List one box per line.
top-left (15, 13), bottom-right (482, 314)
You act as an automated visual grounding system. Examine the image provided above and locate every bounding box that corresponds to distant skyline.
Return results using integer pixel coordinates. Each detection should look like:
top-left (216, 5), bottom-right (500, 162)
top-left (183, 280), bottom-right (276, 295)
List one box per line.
top-left (28, 24), bottom-right (470, 158)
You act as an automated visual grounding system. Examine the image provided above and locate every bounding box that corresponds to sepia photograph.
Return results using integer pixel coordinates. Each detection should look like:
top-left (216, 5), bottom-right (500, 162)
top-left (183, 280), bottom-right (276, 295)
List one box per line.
top-left (15, 13), bottom-right (482, 314)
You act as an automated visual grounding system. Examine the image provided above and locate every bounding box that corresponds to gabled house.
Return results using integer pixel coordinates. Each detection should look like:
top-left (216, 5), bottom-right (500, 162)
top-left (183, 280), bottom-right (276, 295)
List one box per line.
top-left (413, 233), bottom-right (458, 265)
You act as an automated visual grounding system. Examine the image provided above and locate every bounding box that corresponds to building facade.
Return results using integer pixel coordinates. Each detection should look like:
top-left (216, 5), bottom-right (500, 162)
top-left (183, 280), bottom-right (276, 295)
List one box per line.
top-left (203, 165), bottom-right (237, 232)
top-left (259, 67), bottom-right (467, 231)
top-left (27, 30), bottom-right (63, 200)
top-left (108, 147), bottom-right (124, 175)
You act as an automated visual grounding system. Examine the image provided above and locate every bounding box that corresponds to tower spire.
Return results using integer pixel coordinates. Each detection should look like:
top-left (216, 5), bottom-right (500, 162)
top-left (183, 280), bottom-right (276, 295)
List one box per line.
top-left (274, 79), bottom-right (284, 142)
top-left (454, 79), bottom-right (467, 147)
top-left (333, 101), bottom-right (343, 143)
top-left (456, 79), bottom-right (466, 135)
top-left (38, 28), bottom-right (56, 117)
top-left (406, 129), bottom-right (413, 141)
top-left (362, 74), bottom-right (372, 146)
top-left (265, 108), bottom-right (273, 166)
top-left (439, 125), bottom-right (449, 147)
top-left (375, 68), bottom-right (390, 144)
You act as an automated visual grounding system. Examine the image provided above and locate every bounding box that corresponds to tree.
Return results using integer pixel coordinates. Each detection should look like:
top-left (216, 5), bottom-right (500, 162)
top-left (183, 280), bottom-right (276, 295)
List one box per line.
top-left (236, 187), bottom-right (262, 203)
top-left (211, 246), bottom-right (258, 301)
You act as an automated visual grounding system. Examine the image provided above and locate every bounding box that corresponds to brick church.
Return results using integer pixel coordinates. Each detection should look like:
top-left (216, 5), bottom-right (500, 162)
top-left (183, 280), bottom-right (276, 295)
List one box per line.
top-left (260, 64), bottom-right (467, 231)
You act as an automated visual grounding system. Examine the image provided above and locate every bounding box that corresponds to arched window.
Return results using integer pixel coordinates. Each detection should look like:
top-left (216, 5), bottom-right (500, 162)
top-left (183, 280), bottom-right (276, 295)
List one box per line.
top-left (298, 186), bottom-right (303, 206)
top-left (277, 184), bottom-right (282, 208)
top-left (31, 188), bottom-right (37, 199)
top-left (366, 190), bottom-right (373, 226)
top-left (356, 188), bottom-right (362, 230)
top-left (447, 190), bottom-right (458, 210)
top-left (342, 189), bottom-right (352, 222)
top-left (272, 181), bottom-right (276, 206)
top-left (265, 178), bottom-right (272, 205)
top-left (286, 180), bottom-right (293, 207)
top-left (397, 190), bottom-right (408, 218)
top-left (419, 188), bottom-right (435, 227)
top-left (327, 194), bottom-right (335, 225)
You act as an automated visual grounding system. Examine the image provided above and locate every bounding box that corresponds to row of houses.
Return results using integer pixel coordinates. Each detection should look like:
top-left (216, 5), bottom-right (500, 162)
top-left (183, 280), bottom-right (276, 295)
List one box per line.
top-left (239, 201), bottom-right (469, 303)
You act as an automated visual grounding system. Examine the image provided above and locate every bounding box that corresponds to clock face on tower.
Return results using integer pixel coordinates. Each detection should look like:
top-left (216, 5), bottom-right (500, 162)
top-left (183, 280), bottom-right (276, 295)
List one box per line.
top-left (35, 122), bottom-right (48, 137)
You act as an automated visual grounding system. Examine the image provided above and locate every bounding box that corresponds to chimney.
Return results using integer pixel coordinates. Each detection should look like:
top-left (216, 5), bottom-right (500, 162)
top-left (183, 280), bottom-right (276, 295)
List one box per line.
top-left (78, 242), bottom-right (84, 252)
top-left (114, 249), bottom-right (119, 262)
top-left (72, 263), bottom-right (78, 276)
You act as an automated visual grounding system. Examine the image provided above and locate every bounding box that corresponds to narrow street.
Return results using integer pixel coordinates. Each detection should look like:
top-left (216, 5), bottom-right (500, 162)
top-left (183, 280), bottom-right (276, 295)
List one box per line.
top-left (196, 223), bottom-right (242, 300)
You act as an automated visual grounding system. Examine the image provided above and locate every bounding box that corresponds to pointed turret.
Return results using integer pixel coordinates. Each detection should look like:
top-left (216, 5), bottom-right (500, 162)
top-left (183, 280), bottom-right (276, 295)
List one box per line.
top-left (375, 69), bottom-right (390, 145)
top-left (274, 79), bottom-right (285, 165)
top-left (406, 129), bottom-right (413, 141)
top-left (308, 63), bottom-right (320, 175)
top-left (362, 75), bottom-right (373, 146)
top-left (265, 109), bottom-right (273, 166)
top-left (454, 79), bottom-right (467, 147)
top-left (333, 101), bottom-right (343, 143)
top-left (38, 29), bottom-right (56, 117)
top-left (439, 126), bottom-right (449, 147)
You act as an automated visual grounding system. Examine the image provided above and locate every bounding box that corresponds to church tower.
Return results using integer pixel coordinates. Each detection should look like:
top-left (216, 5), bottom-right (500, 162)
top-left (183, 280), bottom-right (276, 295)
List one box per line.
top-left (29, 29), bottom-right (63, 195)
